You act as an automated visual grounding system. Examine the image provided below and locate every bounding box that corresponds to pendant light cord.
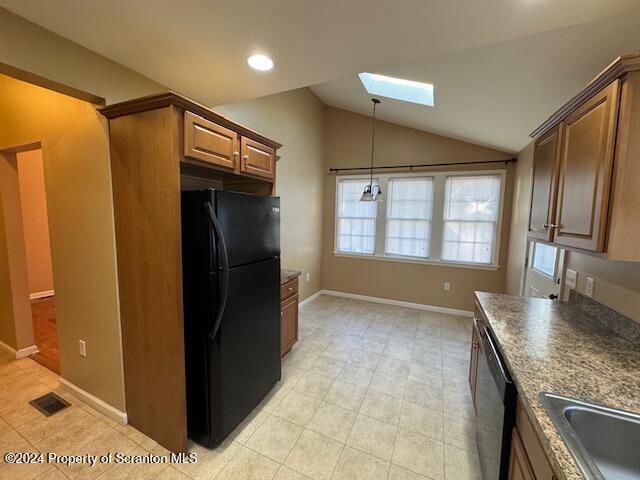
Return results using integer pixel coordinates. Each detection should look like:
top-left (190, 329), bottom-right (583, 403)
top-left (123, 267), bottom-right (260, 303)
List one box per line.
top-left (370, 98), bottom-right (379, 186)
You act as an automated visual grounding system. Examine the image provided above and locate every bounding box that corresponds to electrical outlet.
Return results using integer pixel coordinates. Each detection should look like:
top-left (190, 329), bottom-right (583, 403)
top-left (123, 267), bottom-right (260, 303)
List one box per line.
top-left (585, 276), bottom-right (595, 298)
top-left (306, 272), bottom-right (310, 282)
top-left (565, 269), bottom-right (578, 289)
top-left (443, 282), bottom-right (451, 291)
top-left (79, 340), bottom-right (86, 357)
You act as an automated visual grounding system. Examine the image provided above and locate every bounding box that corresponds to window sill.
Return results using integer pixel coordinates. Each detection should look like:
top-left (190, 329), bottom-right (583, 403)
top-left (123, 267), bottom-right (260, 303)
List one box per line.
top-left (332, 252), bottom-right (500, 271)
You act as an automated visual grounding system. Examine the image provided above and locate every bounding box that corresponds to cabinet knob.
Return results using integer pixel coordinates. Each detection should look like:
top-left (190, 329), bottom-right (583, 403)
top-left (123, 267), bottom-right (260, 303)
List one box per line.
top-left (233, 151), bottom-right (239, 156)
top-left (243, 155), bottom-right (249, 161)
top-left (472, 341), bottom-right (479, 349)
top-left (281, 311), bottom-right (283, 317)
top-left (288, 287), bottom-right (293, 292)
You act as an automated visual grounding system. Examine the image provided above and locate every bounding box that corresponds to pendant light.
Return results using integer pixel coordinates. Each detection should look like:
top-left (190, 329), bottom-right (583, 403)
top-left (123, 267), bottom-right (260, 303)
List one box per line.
top-left (360, 98), bottom-right (383, 202)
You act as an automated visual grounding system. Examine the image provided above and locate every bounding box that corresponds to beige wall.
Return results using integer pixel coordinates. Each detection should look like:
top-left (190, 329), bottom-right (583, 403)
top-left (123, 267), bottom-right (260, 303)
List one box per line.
top-left (504, 142), bottom-right (534, 296)
top-left (16, 149), bottom-right (55, 296)
top-left (322, 107), bottom-right (514, 311)
top-left (215, 88), bottom-right (326, 301)
top-left (0, 8), bottom-right (165, 104)
top-left (505, 140), bottom-right (640, 323)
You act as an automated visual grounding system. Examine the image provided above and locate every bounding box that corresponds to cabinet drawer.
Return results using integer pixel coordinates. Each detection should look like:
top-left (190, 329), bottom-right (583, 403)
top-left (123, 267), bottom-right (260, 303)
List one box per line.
top-left (281, 294), bottom-right (298, 356)
top-left (281, 279), bottom-right (298, 301)
top-left (184, 111), bottom-right (239, 170)
top-left (241, 137), bottom-right (275, 180)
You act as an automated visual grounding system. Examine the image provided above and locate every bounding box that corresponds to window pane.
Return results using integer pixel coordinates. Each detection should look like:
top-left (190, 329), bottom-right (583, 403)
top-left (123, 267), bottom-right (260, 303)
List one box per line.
top-left (336, 178), bottom-right (377, 254)
top-left (441, 175), bottom-right (501, 264)
top-left (385, 177), bottom-right (433, 258)
top-left (532, 242), bottom-right (558, 277)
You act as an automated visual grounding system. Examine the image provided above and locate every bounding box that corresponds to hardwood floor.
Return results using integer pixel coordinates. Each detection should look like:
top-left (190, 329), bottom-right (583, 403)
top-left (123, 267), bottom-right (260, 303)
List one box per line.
top-left (30, 296), bottom-right (59, 374)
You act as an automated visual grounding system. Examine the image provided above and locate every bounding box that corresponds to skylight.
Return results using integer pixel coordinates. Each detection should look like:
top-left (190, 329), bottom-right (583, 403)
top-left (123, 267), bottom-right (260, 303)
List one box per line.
top-left (358, 73), bottom-right (434, 107)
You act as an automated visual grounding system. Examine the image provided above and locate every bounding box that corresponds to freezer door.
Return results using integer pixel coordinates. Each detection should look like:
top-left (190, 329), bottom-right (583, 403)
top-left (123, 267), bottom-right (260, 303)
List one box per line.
top-left (207, 256), bottom-right (281, 446)
top-left (214, 190), bottom-right (280, 267)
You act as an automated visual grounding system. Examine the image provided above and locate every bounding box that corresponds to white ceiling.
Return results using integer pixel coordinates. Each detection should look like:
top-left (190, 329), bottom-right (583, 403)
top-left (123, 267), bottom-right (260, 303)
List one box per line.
top-left (2, 0), bottom-right (640, 152)
top-left (312, 10), bottom-right (640, 152)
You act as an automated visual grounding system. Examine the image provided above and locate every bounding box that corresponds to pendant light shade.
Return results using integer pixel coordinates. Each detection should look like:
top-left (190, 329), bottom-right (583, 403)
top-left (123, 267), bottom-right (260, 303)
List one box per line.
top-left (360, 98), bottom-right (383, 202)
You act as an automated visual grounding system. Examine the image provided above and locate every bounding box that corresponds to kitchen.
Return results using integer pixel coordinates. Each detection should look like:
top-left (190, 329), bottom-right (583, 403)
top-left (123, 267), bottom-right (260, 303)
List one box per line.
top-left (1, 2), bottom-right (640, 480)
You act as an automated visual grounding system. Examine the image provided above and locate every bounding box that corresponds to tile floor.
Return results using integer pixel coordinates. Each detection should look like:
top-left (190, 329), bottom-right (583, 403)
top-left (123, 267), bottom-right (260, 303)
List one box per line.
top-left (0, 295), bottom-right (482, 480)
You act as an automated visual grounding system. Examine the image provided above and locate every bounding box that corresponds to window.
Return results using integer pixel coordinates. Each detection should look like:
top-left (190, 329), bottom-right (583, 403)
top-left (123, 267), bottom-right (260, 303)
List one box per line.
top-left (442, 175), bottom-right (501, 265)
top-left (358, 73), bottom-right (434, 107)
top-left (336, 178), bottom-right (378, 254)
top-left (532, 242), bottom-right (558, 278)
top-left (385, 177), bottom-right (433, 258)
top-left (334, 170), bottom-right (505, 268)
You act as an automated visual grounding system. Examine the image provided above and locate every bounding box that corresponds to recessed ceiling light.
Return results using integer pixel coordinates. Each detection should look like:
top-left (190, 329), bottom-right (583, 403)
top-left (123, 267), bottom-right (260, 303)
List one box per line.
top-left (247, 54), bottom-right (274, 71)
top-left (358, 72), bottom-right (434, 107)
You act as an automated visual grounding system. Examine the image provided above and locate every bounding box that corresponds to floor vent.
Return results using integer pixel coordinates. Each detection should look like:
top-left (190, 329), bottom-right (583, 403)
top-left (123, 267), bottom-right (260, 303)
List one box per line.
top-left (29, 392), bottom-right (70, 417)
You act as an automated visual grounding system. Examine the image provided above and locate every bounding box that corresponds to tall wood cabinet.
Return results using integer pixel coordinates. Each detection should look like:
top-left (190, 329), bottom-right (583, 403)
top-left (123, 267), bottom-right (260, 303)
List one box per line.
top-left (528, 53), bottom-right (640, 260)
top-left (100, 92), bottom-right (281, 453)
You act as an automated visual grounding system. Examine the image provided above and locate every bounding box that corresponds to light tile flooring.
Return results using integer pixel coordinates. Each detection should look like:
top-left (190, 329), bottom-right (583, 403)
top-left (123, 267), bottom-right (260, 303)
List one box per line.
top-left (0, 295), bottom-right (481, 480)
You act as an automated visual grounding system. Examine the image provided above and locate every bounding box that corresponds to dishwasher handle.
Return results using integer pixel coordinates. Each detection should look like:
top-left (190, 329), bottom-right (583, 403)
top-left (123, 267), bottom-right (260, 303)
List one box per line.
top-left (482, 327), bottom-right (514, 402)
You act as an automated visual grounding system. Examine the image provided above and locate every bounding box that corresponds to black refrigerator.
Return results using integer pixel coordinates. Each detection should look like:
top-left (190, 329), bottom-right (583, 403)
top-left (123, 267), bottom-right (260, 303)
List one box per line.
top-left (181, 189), bottom-right (281, 448)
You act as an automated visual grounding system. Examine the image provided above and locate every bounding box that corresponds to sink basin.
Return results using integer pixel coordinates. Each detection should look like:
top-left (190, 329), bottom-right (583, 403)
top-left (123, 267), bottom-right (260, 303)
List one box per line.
top-left (540, 393), bottom-right (640, 480)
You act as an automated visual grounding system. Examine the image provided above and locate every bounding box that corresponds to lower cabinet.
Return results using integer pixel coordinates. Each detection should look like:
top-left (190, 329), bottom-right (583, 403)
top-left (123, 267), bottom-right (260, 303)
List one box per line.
top-left (280, 278), bottom-right (299, 356)
top-left (509, 428), bottom-right (536, 480)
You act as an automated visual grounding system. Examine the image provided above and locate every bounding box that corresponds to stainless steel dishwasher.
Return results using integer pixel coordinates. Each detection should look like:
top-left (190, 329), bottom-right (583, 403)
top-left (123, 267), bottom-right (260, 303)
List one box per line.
top-left (475, 326), bottom-right (517, 480)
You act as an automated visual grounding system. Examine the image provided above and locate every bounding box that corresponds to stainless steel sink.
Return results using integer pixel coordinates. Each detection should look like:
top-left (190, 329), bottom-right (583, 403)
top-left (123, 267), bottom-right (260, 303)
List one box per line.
top-left (540, 393), bottom-right (640, 480)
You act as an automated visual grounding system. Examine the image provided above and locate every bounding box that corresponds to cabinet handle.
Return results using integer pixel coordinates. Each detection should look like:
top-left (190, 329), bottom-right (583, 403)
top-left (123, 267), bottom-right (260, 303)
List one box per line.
top-left (232, 151), bottom-right (239, 156)
top-left (281, 311), bottom-right (283, 317)
top-left (543, 223), bottom-right (558, 229)
top-left (243, 155), bottom-right (249, 161)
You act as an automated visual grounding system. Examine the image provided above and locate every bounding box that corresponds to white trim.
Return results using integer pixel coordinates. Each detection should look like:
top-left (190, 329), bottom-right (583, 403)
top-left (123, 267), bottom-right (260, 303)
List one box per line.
top-left (318, 289), bottom-right (473, 317)
top-left (59, 378), bottom-right (128, 425)
top-left (0, 340), bottom-right (39, 359)
top-left (17, 345), bottom-right (39, 359)
top-left (332, 252), bottom-right (500, 271)
top-left (29, 290), bottom-right (54, 300)
top-left (299, 290), bottom-right (323, 308)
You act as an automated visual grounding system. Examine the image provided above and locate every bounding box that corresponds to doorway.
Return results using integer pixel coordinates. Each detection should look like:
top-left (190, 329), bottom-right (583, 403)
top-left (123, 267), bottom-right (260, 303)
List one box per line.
top-left (0, 146), bottom-right (59, 373)
top-left (523, 240), bottom-right (565, 300)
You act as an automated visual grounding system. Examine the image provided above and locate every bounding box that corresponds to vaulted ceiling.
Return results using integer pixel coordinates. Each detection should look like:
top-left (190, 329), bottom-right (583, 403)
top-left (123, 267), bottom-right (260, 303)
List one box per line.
top-left (2, 0), bottom-right (640, 152)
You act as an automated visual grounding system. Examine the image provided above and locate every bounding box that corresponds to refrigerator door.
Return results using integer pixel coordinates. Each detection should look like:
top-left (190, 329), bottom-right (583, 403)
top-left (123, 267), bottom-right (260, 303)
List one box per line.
top-left (214, 190), bottom-right (280, 267)
top-left (208, 256), bottom-right (281, 446)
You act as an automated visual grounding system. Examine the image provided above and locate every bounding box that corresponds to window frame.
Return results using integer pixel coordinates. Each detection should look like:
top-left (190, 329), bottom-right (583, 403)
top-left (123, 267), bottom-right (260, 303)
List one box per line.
top-left (333, 169), bottom-right (507, 270)
top-left (531, 241), bottom-right (559, 279)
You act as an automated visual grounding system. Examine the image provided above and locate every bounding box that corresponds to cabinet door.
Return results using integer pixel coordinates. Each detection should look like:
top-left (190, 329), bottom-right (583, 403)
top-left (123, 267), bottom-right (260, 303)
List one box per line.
top-left (281, 294), bottom-right (298, 356)
top-left (241, 137), bottom-right (275, 180)
top-left (529, 125), bottom-right (562, 241)
top-left (184, 111), bottom-right (239, 170)
top-left (554, 80), bottom-right (620, 251)
top-left (509, 428), bottom-right (536, 480)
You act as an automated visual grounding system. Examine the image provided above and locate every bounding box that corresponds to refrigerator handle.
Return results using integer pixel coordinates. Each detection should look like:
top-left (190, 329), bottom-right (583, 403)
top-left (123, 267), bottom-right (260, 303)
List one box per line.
top-left (205, 201), bottom-right (230, 341)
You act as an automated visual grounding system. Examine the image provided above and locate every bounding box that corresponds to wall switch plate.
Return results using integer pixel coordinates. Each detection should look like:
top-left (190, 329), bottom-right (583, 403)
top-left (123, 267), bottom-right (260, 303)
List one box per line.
top-left (306, 272), bottom-right (310, 282)
top-left (79, 340), bottom-right (86, 357)
top-left (443, 282), bottom-right (451, 291)
top-left (585, 276), bottom-right (595, 298)
top-left (565, 269), bottom-right (578, 289)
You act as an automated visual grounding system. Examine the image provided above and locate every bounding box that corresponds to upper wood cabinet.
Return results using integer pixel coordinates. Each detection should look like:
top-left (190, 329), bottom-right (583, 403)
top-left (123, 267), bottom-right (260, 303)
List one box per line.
top-left (529, 53), bottom-right (640, 260)
top-left (528, 125), bottom-right (562, 241)
top-left (553, 80), bottom-right (619, 251)
top-left (184, 111), bottom-right (239, 171)
top-left (241, 137), bottom-right (276, 180)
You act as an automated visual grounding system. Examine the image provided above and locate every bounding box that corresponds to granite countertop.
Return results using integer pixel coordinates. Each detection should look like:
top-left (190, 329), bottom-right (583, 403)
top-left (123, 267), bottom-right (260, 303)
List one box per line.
top-left (281, 269), bottom-right (301, 285)
top-left (475, 292), bottom-right (640, 480)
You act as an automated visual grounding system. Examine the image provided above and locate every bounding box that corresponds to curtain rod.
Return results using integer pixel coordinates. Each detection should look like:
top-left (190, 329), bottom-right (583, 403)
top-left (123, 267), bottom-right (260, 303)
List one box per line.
top-left (328, 158), bottom-right (517, 173)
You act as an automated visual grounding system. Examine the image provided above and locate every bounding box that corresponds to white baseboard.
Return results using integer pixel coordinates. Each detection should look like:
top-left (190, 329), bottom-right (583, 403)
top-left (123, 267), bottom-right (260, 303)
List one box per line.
top-left (299, 290), bottom-right (324, 308)
top-left (317, 289), bottom-right (473, 317)
top-left (59, 378), bottom-right (128, 425)
top-left (0, 340), bottom-right (39, 359)
top-left (17, 345), bottom-right (39, 359)
top-left (30, 290), bottom-right (54, 300)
